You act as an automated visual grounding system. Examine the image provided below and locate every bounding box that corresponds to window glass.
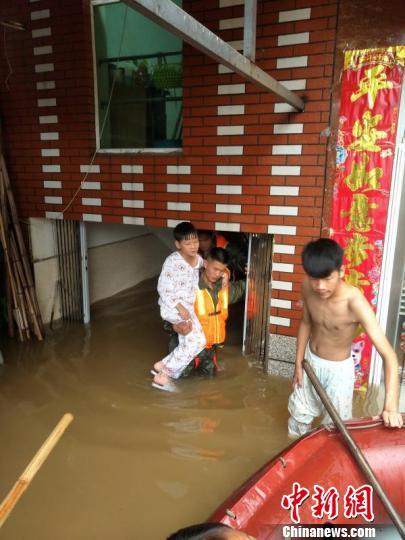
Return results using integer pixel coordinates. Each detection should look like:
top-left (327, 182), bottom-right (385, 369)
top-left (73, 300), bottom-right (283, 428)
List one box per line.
top-left (93, 1), bottom-right (183, 150)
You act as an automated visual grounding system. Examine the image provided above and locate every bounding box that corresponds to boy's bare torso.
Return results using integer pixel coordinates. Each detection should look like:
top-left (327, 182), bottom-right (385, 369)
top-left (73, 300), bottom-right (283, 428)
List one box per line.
top-left (303, 279), bottom-right (360, 361)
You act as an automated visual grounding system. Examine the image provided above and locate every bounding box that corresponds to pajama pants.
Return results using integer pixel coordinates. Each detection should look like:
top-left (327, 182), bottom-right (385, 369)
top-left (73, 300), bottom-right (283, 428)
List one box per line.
top-left (288, 345), bottom-right (355, 438)
top-left (160, 308), bottom-right (206, 380)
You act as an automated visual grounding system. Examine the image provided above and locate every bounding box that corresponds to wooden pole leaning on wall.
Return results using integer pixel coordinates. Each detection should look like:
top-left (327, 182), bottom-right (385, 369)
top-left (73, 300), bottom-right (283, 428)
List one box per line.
top-left (0, 153), bottom-right (44, 340)
top-left (0, 413), bottom-right (74, 529)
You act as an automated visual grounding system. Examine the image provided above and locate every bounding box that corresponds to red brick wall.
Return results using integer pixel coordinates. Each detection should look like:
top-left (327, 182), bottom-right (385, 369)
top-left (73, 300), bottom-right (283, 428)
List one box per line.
top-left (0, 0), bottom-right (338, 336)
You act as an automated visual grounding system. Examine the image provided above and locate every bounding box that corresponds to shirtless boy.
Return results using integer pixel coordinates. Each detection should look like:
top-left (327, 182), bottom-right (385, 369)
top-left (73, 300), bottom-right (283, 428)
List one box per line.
top-left (288, 238), bottom-right (403, 438)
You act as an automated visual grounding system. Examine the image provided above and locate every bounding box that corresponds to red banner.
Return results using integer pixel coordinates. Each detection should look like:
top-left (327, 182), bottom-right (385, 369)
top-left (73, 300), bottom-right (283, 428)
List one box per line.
top-left (331, 46), bottom-right (405, 390)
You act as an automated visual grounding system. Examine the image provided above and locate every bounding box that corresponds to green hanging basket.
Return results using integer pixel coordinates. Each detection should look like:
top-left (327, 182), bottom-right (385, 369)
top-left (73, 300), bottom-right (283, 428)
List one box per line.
top-left (153, 60), bottom-right (182, 89)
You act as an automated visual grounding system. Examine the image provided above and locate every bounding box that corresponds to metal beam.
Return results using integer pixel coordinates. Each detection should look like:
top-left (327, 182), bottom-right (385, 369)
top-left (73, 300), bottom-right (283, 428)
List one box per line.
top-left (121, 0), bottom-right (304, 111)
top-left (243, 0), bottom-right (257, 62)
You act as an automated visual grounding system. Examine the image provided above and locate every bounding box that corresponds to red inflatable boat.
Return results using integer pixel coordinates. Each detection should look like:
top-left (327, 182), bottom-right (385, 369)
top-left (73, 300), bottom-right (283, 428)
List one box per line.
top-left (210, 416), bottom-right (405, 539)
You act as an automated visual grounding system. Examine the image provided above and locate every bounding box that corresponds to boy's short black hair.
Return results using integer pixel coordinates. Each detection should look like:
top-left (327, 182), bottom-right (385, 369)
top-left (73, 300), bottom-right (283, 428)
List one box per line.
top-left (301, 238), bottom-right (343, 278)
top-left (167, 522), bottom-right (231, 540)
top-left (207, 247), bottom-right (229, 265)
top-left (173, 222), bottom-right (198, 241)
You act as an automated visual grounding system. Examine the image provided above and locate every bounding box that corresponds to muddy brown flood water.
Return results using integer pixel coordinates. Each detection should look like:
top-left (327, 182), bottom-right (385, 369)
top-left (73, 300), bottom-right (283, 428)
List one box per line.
top-left (0, 278), bottom-right (292, 539)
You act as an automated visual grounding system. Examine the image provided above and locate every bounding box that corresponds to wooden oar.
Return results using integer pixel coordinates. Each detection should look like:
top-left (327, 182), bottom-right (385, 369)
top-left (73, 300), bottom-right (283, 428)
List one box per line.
top-left (0, 413), bottom-right (74, 529)
top-left (303, 360), bottom-right (405, 537)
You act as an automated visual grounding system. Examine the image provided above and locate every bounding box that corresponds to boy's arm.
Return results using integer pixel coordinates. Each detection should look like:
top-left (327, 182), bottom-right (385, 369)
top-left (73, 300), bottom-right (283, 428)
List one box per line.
top-left (350, 293), bottom-right (403, 428)
top-left (293, 289), bottom-right (312, 387)
top-left (176, 302), bottom-right (191, 321)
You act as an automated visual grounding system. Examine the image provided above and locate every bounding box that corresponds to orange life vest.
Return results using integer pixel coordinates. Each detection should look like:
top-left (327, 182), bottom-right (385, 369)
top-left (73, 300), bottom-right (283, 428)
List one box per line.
top-left (215, 234), bottom-right (229, 249)
top-left (195, 286), bottom-right (229, 348)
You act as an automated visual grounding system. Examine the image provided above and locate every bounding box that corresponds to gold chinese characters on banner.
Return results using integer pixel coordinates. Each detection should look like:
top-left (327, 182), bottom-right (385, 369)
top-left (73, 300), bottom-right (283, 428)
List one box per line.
top-left (332, 46), bottom-right (405, 390)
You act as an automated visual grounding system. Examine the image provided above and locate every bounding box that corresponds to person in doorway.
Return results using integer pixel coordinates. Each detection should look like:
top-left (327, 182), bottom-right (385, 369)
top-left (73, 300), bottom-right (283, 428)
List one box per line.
top-left (166, 247), bottom-right (245, 377)
top-left (288, 238), bottom-right (403, 438)
top-left (198, 230), bottom-right (247, 280)
top-left (198, 230), bottom-right (228, 258)
top-left (167, 522), bottom-right (256, 540)
top-left (152, 222), bottom-right (206, 392)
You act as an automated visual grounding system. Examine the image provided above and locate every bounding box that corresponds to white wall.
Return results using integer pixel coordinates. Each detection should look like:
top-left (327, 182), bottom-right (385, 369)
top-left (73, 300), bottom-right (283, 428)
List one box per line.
top-left (30, 217), bottom-right (61, 324)
top-left (87, 222), bottom-right (171, 304)
top-left (30, 219), bottom-right (172, 322)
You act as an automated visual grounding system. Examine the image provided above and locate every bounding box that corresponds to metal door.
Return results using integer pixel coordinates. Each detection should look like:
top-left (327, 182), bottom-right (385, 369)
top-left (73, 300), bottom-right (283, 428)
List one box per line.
top-left (55, 220), bottom-right (84, 322)
top-left (242, 233), bottom-right (273, 361)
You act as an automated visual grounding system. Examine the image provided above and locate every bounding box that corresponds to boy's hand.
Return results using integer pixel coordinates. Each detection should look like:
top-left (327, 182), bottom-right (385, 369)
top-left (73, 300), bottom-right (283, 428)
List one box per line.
top-left (382, 410), bottom-right (403, 428)
top-left (292, 364), bottom-right (303, 387)
top-left (172, 320), bottom-right (192, 335)
top-left (221, 271), bottom-right (229, 290)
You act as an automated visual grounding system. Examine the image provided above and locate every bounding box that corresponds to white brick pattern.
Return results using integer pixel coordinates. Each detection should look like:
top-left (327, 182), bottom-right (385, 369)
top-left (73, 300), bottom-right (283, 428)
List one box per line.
top-left (273, 263), bottom-right (294, 273)
top-left (43, 180), bottom-right (61, 189)
top-left (269, 206), bottom-right (298, 216)
top-left (274, 124), bottom-right (303, 134)
top-left (272, 145), bottom-right (302, 155)
top-left (32, 27), bottom-right (51, 39)
top-left (216, 185), bottom-right (242, 195)
top-left (279, 8), bottom-right (311, 22)
top-left (273, 244), bottom-right (296, 254)
top-left (167, 184), bottom-right (190, 193)
top-left (215, 222), bottom-right (240, 232)
top-left (270, 316), bottom-right (290, 327)
top-left (44, 196), bottom-right (62, 204)
top-left (277, 56), bottom-right (308, 69)
top-left (167, 165), bottom-right (191, 175)
top-left (121, 165), bottom-right (143, 174)
top-left (123, 200), bottom-right (144, 209)
top-left (219, 18), bottom-right (244, 30)
top-left (217, 165), bottom-right (243, 175)
top-left (80, 165), bottom-right (100, 174)
top-left (216, 204), bottom-right (241, 214)
top-left (268, 225), bottom-right (297, 235)
top-left (31, 9), bottom-right (50, 20)
top-left (278, 32), bottom-right (309, 46)
top-left (122, 183), bottom-right (144, 191)
top-left (217, 125), bottom-right (244, 136)
top-left (82, 198), bottom-right (101, 206)
top-left (271, 298), bottom-right (292, 309)
top-left (82, 182), bottom-right (101, 190)
top-left (271, 166), bottom-right (301, 176)
top-left (270, 186), bottom-right (300, 196)
top-left (217, 146), bottom-right (243, 155)
top-left (123, 216), bottom-right (145, 226)
top-left (218, 105), bottom-right (245, 116)
top-left (167, 202), bottom-right (190, 211)
top-left (83, 214), bottom-right (102, 222)
top-left (42, 165), bottom-right (60, 173)
top-left (272, 280), bottom-right (293, 291)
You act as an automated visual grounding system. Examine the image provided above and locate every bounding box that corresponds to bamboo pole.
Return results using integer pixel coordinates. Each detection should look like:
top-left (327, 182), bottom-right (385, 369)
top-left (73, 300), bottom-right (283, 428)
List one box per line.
top-left (10, 233), bottom-right (42, 340)
top-left (0, 154), bottom-right (44, 335)
top-left (6, 274), bottom-right (14, 338)
top-left (0, 206), bottom-right (24, 340)
top-left (303, 360), bottom-right (405, 537)
top-left (0, 413), bottom-right (74, 529)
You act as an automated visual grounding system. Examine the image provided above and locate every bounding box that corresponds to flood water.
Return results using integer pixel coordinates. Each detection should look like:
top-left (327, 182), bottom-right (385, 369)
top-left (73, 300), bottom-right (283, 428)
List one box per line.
top-left (0, 278), bottom-right (292, 540)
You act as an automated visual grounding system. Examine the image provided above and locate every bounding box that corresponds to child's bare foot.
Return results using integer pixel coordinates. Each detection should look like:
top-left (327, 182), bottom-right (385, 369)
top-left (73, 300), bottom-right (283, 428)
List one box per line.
top-left (154, 361), bottom-right (163, 372)
top-left (154, 371), bottom-right (169, 386)
top-left (151, 371), bottom-right (178, 392)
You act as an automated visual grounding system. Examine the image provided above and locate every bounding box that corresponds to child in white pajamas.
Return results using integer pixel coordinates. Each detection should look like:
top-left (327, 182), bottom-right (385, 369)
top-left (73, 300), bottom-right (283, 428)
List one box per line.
top-left (152, 222), bottom-right (206, 391)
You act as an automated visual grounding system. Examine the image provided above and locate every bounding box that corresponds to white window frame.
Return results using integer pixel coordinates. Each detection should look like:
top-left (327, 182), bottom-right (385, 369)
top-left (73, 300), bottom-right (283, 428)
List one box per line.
top-left (369, 81), bottom-right (405, 386)
top-left (90, 0), bottom-right (182, 154)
